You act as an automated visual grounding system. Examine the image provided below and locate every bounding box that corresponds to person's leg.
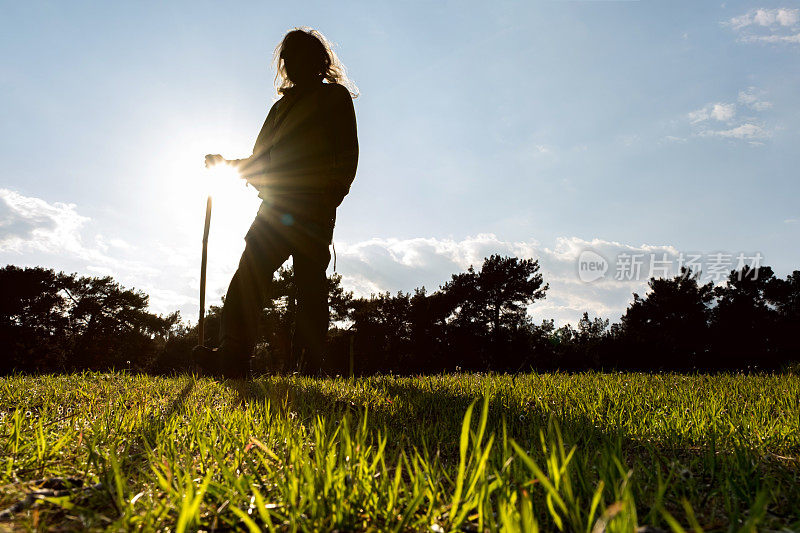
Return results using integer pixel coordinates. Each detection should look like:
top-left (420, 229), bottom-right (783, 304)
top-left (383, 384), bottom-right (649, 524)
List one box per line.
top-left (219, 219), bottom-right (290, 373)
top-left (292, 237), bottom-right (332, 375)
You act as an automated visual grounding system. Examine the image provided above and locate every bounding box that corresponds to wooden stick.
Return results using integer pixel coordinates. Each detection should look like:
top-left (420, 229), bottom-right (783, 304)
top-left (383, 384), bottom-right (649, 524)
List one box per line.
top-left (198, 195), bottom-right (212, 347)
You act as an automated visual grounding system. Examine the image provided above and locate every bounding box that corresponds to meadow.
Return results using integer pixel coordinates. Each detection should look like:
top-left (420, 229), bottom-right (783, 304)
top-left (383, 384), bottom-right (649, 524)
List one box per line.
top-left (1, 372), bottom-right (798, 531)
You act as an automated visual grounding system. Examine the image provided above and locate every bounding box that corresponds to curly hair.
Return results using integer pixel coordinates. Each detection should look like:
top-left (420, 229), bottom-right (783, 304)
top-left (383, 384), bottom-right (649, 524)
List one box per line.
top-left (273, 27), bottom-right (358, 98)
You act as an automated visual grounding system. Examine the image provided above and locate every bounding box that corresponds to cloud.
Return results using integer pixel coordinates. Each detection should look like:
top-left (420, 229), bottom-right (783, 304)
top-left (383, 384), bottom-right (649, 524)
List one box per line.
top-left (699, 122), bottom-right (768, 140)
top-left (0, 188), bottom-right (174, 309)
top-left (682, 89), bottom-right (773, 143)
top-left (0, 189), bottom-right (90, 256)
top-left (334, 234), bottom-right (694, 326)
top-left (741, 32), bottom-right (800, 44)
top-left (737, 87), bottom-right (773, 111)
top-left (727, 8), bottom-right (799, 30)
top-left (726, 8), bottom-right (800, 44)
top-left (0, 191), bottom-right (669, 327)
top-left (709, 103), bottom-right (736, 122)
top-left (0, 190), bottom-right (763, 328)
top-left (688, 103), bottom-right (736, 124)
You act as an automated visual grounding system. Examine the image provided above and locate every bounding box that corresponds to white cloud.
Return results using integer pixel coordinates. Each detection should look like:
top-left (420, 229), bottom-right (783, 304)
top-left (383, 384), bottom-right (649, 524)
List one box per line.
top-left (726, 8), bottom-right (800, 45)
top-left (688, 102), bottom-right (736, 123)
top-left (700, 122), bottom-right (768, 140)
top-left (684, 89), bottom-right (774, 143)
top-left (0, 188), bottom-right (90, 256)
top-left (741, 32), bottom-right (800, 43)
top-left (712, 103), bottom-right (736, 121)
top-left (0, 188), bottom-right (176, 311)
top-left (0, 190), bottom-right (757, 328)
top-left (0, 190), bottom-right (672, 327)
top-left (334, 234), bottom-right (691, 326)
top-left (737, 87), bottom-right (773, 111)
top-left (0, 189), bottom-right (159, 275)
top-left (728, 8), bottom-right (799, 30)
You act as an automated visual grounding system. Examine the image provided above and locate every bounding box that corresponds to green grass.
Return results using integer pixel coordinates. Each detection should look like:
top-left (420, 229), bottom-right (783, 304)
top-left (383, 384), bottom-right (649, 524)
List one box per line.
top-left (1, 372), bottom-right (799, 531)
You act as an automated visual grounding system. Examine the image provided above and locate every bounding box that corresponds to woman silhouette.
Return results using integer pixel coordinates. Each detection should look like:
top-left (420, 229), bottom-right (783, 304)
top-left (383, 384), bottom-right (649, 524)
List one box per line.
top-left (195, 28), bottom-right (358, 378)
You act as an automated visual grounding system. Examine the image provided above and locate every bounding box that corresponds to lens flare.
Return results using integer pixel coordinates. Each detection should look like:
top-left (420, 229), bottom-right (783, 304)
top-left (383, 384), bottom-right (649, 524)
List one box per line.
top-left (204, 163), bottom-right (244, 198)
top-left (192, 163), bottom-right (261, 256)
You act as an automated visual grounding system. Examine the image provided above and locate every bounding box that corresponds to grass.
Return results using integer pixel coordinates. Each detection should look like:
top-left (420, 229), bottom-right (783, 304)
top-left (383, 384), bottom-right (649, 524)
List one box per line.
top-left (1, 371), bottom-right (799, 531)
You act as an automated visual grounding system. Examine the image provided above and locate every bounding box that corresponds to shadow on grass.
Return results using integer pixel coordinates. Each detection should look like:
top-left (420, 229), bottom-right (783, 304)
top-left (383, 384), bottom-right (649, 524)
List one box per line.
top-left (224, 376), bottom-right (800, 526)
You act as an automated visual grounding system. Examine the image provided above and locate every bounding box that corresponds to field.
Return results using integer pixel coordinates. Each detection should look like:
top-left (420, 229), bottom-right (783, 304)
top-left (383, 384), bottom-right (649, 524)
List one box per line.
top-left (1, 372), bottom-right (799, 532)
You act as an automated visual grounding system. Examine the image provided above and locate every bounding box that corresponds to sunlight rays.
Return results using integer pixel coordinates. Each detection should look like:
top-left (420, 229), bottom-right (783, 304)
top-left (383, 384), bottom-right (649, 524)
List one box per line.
top-left (202, 162), bottom-right (245, 200)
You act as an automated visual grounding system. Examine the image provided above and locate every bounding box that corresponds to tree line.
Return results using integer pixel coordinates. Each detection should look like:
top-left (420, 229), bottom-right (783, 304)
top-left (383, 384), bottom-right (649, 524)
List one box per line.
top-left (1, 257), bottom-right (798, 375)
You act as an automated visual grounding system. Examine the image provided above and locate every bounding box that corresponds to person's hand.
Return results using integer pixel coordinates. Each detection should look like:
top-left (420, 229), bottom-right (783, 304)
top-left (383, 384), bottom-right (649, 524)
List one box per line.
top-left (205, 154), bottom-right (225, 168)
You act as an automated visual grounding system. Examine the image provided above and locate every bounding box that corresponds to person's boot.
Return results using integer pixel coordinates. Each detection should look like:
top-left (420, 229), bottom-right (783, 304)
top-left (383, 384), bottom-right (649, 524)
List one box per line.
top-left (295, 346), bottom-right (329, 378)
top-left (192, 345), bottom-right (220, 376)
top-left (192, 345), bottom-right (250, 379)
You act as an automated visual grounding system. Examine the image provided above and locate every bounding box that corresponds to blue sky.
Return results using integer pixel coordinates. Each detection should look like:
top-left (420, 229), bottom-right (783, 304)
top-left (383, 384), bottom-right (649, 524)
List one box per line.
top-left (1, 1), bottom-right (799, 325)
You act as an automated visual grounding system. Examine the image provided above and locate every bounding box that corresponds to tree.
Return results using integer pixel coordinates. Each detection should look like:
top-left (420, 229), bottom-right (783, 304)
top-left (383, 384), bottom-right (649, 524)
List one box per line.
top-left (63, 274), bottom-right (178, 369)
top-left (0, 266), bottom-right (70, 371)
top-left (767, 270), bottom-right (800, 366)
top-left (442, 255), bottom-right (548, 368)
top-left (0, 266), bottom-right (179, 373)
top-left (350, 291), bottom-right (412, 374)
top-left (710, 266), bottom-right (778, 368)
top-left (619, 268), bottom-right (714, 369)
top-left (578, 312), bottom-right (609, 342)
top-left (408, 287), bottom-right (451, 372)
top-left (767, 270), bottom-right (800, 319)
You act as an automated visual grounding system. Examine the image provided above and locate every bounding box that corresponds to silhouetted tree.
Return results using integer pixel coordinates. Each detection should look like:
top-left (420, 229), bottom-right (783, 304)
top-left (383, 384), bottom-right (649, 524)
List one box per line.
top-left (0, 266), bottom-right (178, 373)
top-left (408, 287), bottom-right (451, 372)
top-left (442, 255), bottom-right (548, 369)
top-left (0, 266), bottom-right (70, 371)
top-left (567, 312), bottom-right (611, 368)
top-left (63, 274), bottom-right (178, 369)
top-left (766, 270), bottom-right (800, 366)
top-left (6, 259), bottom-right (800, 375)
top-left (710, 266), bottom-right (778, 368)
top-left (619, 268), bottom-right (713, 369)
top-left (349, 291), bottom-right (412, 373)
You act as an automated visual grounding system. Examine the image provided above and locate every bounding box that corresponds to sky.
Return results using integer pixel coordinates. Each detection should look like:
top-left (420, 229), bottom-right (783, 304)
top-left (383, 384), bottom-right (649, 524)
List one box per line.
top-left (1, 1), bottom-right (799, 327)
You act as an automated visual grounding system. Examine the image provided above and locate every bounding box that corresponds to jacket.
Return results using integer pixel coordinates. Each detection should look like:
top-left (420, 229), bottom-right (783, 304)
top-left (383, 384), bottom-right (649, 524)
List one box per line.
top-left (238, 82), bottom-right (359, 221)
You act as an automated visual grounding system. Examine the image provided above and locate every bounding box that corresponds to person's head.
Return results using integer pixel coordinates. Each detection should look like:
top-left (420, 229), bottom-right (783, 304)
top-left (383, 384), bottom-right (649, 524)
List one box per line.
top-left (274, 27), bottom-right (357, 97)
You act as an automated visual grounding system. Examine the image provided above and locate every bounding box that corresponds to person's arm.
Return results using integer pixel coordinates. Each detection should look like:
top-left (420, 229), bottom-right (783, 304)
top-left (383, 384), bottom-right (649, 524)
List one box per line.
top-left (227, 157), bottom-right (251, 169)
top-left (204, 155), bottom-right (259, 191)
top-left (222, 102), bottom-right (281, 189)
top-left (204, 154), bottom-right (251, 168)
top-left (324, 84), bottom-right (359, 206)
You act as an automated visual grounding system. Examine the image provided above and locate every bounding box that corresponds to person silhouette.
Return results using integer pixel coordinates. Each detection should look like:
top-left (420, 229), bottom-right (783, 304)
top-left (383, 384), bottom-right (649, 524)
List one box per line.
top-left (194, 27), bottom-right (358, 378)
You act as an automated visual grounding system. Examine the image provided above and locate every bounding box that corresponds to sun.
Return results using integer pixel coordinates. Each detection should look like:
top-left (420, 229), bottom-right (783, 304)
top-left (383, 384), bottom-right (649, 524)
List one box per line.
top-left (147, 138), bottom-right (263, 262)
top-left (203, 162), bottom-right (245, 199)
top-left (198, 162), bottom-right (262, 239)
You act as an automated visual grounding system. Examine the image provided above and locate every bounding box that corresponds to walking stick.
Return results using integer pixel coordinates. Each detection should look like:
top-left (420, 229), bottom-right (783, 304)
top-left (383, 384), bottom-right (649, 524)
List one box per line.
top-left (198, 195), bottom-right (212, 347)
